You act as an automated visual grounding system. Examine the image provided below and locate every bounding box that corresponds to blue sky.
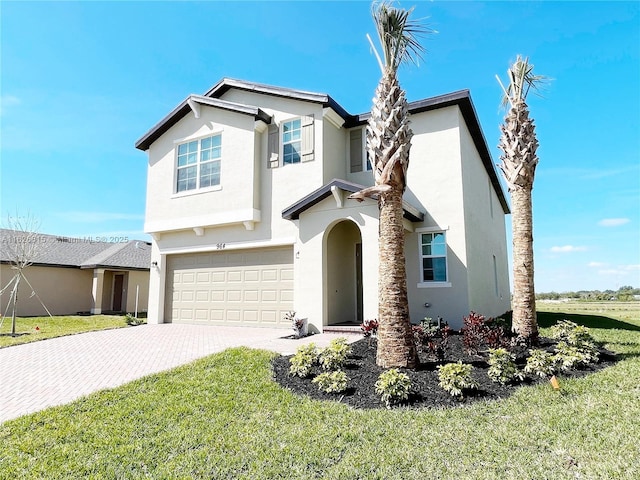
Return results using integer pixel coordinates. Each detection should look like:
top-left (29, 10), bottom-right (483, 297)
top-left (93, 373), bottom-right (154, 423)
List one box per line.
top-left (1, 1), bottom-right (638, 292)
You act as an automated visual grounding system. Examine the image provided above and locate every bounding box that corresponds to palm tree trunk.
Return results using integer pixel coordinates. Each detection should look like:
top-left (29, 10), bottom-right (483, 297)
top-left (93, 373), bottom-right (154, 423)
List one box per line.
top-left (376, 173), bottom-right (417, 369)
top-left (510, 185), bottom-right (538, 341)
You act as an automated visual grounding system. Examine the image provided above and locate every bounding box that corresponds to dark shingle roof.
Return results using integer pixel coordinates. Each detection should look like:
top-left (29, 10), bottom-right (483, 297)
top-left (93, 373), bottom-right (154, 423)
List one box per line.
top-left (0, 229), bottom-right (151, 270)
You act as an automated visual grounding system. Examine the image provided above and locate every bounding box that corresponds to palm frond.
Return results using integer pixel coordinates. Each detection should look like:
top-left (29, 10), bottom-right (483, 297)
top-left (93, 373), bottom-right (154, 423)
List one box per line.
top-left (371, 1), bottom-right (432, 73)
top-left (497, 55), bottom-right (550, 108)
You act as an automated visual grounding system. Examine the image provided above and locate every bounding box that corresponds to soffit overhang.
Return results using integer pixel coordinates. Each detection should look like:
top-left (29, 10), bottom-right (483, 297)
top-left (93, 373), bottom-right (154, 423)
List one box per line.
top-left (282, 178), bottom-right (424, 222)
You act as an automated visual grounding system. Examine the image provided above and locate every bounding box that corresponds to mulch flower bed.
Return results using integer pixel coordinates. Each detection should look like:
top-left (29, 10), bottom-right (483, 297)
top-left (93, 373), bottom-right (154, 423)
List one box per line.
top-left (271, 333), bottom-right (618, 410)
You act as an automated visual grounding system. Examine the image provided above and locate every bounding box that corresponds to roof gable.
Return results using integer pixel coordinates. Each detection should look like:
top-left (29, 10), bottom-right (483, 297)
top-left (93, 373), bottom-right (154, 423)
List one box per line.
top-left (282, 178), bottom-right (424, 222)
top-left (135, 95), bottom-right (272, 152)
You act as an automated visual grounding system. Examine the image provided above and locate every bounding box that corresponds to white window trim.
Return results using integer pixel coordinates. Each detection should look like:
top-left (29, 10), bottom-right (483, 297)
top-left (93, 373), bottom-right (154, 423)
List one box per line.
top-left (173, 132), bottom-right (223, 195)
top-left (416, 226), bottom-right (451, 288)
top-left (281, 118), bottom-right (302, 166)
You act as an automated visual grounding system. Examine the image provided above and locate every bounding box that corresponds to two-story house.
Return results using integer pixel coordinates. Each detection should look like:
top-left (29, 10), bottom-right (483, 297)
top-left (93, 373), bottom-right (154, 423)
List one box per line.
top-left (135, 78), bottom-right (511, 331)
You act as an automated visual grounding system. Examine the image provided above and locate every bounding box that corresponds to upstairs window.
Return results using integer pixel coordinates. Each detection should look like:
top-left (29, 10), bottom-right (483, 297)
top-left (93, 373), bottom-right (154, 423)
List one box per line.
top-left (282, 119), bottom-right (301, 165)
top-left (267, 115), bottom-right (314, 168)
top-left (420, 231), bottom-right (448, 282)
top-left (176, 134), bottom-right (221, 193)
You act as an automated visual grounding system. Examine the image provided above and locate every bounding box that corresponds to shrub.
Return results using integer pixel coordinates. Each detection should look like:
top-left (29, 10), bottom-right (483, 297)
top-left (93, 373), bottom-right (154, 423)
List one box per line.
top-left (549, 320), bottom-right (599, 369)
top-left (461, 312), bottom-right (509, 354)
top-left (550, 320), bottom-right (597, 348)
top-left (289, 343), bottom-right (318, 377)
top-left (487, 348), bottom-right (524, 384)
top-left (524, 349), bottom-right (557, 378)
top-left (125, 313), bottom-right (145, 326)
top-left (413, 319), bottom-right (451, 361)
top-left (437, 361), bottom-right (477, 398)
top-left (375, 369), bottom-right (412, 408)
top-left (554, 341), bottom-right (598, 371)
top-left (426, 326), bottom-right (452, 362)
top-left (318, 337), bottom-right (352, 371)
top-left (285, 311), bottom-right (305, 337)
top-left (360, 319), bottom-right (379, 337)
top-left (312, 370), bottom-right (348, 393)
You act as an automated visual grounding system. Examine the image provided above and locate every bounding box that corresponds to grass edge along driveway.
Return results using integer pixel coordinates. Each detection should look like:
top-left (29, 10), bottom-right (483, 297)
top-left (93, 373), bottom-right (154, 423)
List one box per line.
top-left (0, 315), bottom-right (129, 348)
top-left (1, 308), bottom-right (638, 479)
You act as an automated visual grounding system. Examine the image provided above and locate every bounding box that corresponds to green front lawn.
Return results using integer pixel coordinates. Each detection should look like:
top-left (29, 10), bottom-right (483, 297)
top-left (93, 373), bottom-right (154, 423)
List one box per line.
top-left (0, 307), bottom-right (638, 479)
top-left (0, 315), bottom-right (127, 348)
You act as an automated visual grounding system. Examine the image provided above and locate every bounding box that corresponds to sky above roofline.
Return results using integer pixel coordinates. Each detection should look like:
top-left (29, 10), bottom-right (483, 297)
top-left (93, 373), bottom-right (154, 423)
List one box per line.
top-left (1, 1), bottom-right (638, 292)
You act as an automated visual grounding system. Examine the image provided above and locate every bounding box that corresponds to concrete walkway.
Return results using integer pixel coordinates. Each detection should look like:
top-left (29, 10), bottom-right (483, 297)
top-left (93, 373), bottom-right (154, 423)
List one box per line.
top-left (0, 324), bottom-right (359, 424)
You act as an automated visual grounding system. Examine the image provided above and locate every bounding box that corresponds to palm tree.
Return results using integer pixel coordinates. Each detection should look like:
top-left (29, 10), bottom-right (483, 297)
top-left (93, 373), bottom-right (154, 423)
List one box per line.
top-left (496, 56), bottom-right (548, 343)
top-left (349, 1), bottom-right (429, 368)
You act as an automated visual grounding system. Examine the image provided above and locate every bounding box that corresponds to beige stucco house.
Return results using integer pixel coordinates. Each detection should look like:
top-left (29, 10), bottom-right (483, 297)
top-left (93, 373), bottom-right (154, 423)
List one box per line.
top-left (0, 230), bottom-right (151, 317)
top-left (135, 79), bottom-right (511, 331)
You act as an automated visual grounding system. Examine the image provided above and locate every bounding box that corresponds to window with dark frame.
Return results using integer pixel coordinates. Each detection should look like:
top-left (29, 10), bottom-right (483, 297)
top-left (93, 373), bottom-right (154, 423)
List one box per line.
top-left (420, 232), bottom-right (447, 282)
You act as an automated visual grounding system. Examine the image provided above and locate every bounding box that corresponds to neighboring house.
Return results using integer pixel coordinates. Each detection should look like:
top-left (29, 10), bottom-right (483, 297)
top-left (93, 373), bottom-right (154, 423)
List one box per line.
top-left (135, 78), bottom-right (511, 331)
top-left (0, 229), bottom-right (151, 317)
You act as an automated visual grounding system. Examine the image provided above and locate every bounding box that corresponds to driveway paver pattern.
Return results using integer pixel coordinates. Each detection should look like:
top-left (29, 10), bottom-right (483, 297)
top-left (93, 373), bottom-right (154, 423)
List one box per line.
top-left (0, 324), bottom-right (358, 423)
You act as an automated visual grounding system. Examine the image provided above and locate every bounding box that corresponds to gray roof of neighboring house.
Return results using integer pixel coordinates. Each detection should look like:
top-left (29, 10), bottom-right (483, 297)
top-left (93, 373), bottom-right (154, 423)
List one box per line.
top-left (0, 229), bottom-right (151, 270)
top-left (134, 78), bottom-right (509, 214)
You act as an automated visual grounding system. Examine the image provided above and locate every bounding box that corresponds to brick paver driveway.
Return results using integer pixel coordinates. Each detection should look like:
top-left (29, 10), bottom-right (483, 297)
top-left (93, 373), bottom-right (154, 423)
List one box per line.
top-left (0, 324), bottom-right (358, 423)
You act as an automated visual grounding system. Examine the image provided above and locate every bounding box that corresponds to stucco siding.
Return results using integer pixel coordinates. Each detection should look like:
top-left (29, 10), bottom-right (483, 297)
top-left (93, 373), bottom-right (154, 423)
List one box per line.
top-left (458, 110), bottom-right (511, 318)
top-left (126, 270), bottom-right (149, 314)
top-left (322, 118), bottom-right (347, 183)
top-left (0, 265), bottom-right (94, 316)
top-left (144, 106), bottom-right (257, 234)
top-left (296, 197), bottom-right (379, 332)
top-left (403, 107), bottom-right (471, 328)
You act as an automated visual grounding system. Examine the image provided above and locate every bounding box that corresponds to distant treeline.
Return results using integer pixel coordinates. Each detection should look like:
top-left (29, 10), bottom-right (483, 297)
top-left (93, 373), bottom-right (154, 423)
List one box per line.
top-left (536, 286), bottom-right (640, 301)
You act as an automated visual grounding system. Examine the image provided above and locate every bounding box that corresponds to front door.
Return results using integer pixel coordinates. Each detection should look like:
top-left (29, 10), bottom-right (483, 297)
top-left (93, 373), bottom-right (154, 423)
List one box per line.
top-left (113, 274), bottom-right (124, 312)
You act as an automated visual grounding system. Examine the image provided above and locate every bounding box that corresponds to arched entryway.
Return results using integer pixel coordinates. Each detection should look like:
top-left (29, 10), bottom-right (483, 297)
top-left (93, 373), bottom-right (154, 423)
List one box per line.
top-left (325, 220), bottom-right (363, 326)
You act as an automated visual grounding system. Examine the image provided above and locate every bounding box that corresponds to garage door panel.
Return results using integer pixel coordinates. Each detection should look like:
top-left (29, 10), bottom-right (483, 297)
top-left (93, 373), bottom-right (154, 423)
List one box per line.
top-left (166, 247), bottom-right (293, 327)
top-left (211, 272), bottom-right (225, 283)
top-left (227, 271), bottom-right (242, 282)
top-left (227, 290), bottom-right (242, 302)
top-left (211, 291), bottom-right (224, 302)
top-left (243, 310), bottom-right (259, 322)
top-left (244, 270), bottom-right (260, 282)
top-left (181, 272), bottom-right (195, 283)
top-left (244, 290), bottom-right (259, 302)
top-left (195, 290), bottom-right (209, 302)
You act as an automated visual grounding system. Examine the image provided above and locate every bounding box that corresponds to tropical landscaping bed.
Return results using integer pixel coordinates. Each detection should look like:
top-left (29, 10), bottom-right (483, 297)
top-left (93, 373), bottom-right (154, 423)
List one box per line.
top-left (0, 306), bottom-right (638, 479)
top-left (272, 320), bottom-right (618, 410)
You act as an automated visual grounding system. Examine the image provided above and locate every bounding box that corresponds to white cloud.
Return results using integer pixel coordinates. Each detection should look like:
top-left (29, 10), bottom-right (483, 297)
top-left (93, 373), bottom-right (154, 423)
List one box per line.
top-left (0, 95), bottom-right (21, 115)
top-left (55, 212), bottom-right (144, 223)
top-left (597, 264), bottom-right (640, 277)
top-left (550, 245), bottom-right (588, 253)
top-left (598, 218), bottom-right (630, 227)
top-left (587, 261), bottom-right (608, 268)
top-left (598, 269), bottom-right (623, 275)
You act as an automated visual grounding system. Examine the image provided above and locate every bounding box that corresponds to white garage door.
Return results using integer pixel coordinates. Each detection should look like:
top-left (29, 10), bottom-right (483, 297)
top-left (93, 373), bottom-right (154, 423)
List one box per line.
top-left (165, 247), bottom-right (294, 327)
